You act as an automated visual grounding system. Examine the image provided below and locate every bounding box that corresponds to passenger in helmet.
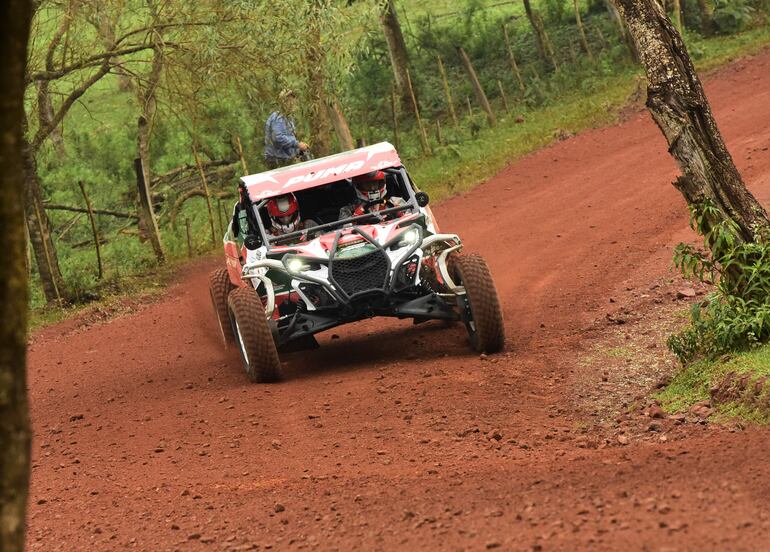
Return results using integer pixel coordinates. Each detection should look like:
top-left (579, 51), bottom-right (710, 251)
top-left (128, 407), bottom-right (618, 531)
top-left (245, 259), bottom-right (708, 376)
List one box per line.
top-left (338, 171), bottom-right (405, 220)
top-left (266, 193), bottom-right (316, 236)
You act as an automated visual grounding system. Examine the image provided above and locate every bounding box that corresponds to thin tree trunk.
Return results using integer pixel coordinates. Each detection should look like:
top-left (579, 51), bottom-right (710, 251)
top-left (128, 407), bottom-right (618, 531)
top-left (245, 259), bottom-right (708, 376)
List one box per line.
top-left (457, 47), bottom-right (496, 127)
top-left (327, 97), bottom-right (355, 151)
top-left (406, 69), bottom-right (431, 155)
top-left (134, 155), bottom-right (165, 262)
top-left (696, 0), bottom-right (713, 35)
top-left (192, 143), bottom-right (217, 246)
top-left (306, 21), bottom-right (333, 157)
top-left (605, 0), bottom-right (639, 60)
top-left (381, 0), bottom-right (415, 114)
top-left (36, 81), bottom-right (65, 156)
top-left (522, 0), bottom-right (558, 70)
top-left (574, 0), bottom-right (595, 61)
top-left (502, 25), bottom-right (526, 93)
top-left (78, 181), bottom-right (103, 279)
top-left (671, 0), bottom-right (683, 32)
top-left (437, 56), bottom-right (458, 126)
top-left (613, 0), bottom-right (770, 246)
top-left (0, 1), bottom-right (33, 551)
top-left (134, 18), bottom-right (165, 262)
top-left (23, 140), bottom-right (64, 302)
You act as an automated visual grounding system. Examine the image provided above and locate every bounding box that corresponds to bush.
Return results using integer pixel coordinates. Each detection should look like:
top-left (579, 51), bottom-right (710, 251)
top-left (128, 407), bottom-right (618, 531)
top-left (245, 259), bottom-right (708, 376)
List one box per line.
top-left (712, 0), bottom-right (755, 34)
top-left (669, 201), bottom-right (770, 362)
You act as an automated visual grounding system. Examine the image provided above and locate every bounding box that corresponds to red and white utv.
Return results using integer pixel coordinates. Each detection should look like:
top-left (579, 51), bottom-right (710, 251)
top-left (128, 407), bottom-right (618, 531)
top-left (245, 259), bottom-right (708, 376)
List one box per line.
top-left (209, 142), bottom-right (504, 382)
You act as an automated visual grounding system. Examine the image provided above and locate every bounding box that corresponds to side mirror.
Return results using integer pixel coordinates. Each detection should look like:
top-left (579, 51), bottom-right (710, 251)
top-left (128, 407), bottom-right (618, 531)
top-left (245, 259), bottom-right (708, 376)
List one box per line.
top-left (415, 191), bottom-right (430, 207)
top-left (244, 234), bottom-right (262, 250)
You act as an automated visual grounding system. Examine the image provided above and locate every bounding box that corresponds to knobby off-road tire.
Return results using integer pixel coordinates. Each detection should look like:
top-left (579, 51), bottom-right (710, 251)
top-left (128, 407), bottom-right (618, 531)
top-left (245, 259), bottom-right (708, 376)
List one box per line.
top-left (209, 268), bottom-right (235, 347)
top-left (227, 287), bottom-right (282, 383)
top-left (450, 254), bottom-right (505, 354)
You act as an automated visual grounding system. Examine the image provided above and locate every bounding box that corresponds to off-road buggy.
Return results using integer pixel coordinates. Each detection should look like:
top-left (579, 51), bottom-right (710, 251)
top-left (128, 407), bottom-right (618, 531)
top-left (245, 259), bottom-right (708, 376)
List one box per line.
top-left (209, 142), bottom-right (504, 382)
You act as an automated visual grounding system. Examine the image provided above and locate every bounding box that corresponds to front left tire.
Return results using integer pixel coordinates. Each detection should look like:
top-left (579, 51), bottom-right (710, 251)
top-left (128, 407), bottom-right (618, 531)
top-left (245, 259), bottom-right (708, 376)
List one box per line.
top-left (227, 287), bottom-right (282, 383)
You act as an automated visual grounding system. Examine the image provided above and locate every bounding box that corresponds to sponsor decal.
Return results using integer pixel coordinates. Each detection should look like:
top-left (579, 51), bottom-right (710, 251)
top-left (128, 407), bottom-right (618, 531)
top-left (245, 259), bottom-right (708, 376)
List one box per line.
top-left (284, 160), bottom-right (366, 188)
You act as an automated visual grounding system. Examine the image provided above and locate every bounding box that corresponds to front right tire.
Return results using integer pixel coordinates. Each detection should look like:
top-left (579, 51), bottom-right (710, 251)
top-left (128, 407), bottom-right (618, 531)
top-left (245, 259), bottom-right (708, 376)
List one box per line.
top-left (227, 287), bottom-right (282, 383)
top-left (450, 254), bottom-right (505, 354)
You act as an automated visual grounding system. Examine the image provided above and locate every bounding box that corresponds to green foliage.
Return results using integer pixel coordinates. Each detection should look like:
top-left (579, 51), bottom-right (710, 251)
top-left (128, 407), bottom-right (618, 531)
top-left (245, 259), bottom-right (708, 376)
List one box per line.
top-left (712, 0), bottom-right (756, 34)
top-left (542, 0), bottom-right (569, 24)
top-left (669, 200), bottom-right (770, 362)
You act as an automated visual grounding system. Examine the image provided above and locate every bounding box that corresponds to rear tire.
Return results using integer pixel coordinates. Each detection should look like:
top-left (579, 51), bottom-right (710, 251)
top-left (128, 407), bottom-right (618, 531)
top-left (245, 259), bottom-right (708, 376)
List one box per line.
top-left (227, 287), bottom-right (282, 383)
top-left (209, 268), bottom-right (234, 347)
top-left (450, 254), bottom-right (505, 354)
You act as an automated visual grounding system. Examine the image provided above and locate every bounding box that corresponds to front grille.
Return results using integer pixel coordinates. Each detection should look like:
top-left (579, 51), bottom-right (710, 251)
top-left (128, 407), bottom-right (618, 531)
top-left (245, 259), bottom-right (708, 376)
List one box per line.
top-left (331, 249), bottom-right (389, 297)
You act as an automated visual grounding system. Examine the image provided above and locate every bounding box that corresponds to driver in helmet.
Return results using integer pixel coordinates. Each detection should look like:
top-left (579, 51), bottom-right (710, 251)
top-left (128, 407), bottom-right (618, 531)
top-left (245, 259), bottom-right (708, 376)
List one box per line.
top-left (338, 170), bottom-right (405, 220)
top-left (266, 193), bottom-right (316, 236)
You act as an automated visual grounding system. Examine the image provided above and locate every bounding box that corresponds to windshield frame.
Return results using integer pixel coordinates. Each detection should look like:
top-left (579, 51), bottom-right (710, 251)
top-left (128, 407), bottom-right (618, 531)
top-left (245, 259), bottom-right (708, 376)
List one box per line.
top-left (254, 167), bottom-right (420, 250)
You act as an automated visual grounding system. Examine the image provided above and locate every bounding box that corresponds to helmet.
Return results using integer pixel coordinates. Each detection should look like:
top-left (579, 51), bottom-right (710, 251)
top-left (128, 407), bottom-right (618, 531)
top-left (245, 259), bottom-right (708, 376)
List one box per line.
top-left (352, 171), bottom-right (387, 202)
top-left (266, 193), bottom-right (300, 233)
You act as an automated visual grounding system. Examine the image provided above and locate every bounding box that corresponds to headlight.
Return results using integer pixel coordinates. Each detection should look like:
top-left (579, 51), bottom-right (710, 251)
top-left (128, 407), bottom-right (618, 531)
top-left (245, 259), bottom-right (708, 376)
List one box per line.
top-left (397, 228), bottom-right (420, 248)
top-left (287, 258), bottom-right (306, 273)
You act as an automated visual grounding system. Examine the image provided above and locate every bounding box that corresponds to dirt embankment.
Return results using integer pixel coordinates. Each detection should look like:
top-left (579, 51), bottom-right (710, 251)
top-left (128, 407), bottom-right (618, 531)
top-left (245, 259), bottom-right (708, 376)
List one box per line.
top-left (26, 52), bottom-right (770, 550)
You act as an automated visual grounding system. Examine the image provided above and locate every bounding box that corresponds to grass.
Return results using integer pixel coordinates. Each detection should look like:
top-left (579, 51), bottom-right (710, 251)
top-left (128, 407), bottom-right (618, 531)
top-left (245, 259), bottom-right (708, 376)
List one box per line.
top-left (657, 344), bottom-right (770, 424)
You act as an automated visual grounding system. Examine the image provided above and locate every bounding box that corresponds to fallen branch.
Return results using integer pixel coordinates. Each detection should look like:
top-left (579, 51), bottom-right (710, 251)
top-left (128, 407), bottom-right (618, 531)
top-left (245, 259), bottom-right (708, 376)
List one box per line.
top-left (44, 203), bottom-right (139, 220)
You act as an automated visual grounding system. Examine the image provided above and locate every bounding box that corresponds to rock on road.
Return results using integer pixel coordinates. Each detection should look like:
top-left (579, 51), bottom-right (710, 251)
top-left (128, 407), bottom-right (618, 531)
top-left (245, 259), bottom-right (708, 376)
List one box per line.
top-left (27, 52), bottom-right (770, 550)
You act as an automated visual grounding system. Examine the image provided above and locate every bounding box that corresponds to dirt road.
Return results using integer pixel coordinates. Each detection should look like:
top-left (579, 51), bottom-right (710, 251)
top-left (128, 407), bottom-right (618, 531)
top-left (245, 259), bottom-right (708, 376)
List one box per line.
top-left (26, 52), bottom-right (770, 551)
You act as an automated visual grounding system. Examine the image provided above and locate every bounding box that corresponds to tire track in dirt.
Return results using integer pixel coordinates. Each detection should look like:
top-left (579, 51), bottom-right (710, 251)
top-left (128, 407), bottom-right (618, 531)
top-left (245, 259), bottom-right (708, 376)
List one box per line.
top-left (26, 52), bottom-right (770, 550)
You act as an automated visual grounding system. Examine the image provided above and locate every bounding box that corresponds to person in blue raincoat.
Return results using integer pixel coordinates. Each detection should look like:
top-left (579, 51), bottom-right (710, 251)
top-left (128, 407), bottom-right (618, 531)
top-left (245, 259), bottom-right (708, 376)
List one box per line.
top-left (263, 89), bottom-right (309, 169)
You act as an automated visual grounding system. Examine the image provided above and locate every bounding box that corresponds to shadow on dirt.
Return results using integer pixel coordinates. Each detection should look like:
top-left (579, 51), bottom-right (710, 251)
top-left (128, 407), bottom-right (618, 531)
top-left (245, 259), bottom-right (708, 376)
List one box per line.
top-left (280, 319), bottom-right (474, 381)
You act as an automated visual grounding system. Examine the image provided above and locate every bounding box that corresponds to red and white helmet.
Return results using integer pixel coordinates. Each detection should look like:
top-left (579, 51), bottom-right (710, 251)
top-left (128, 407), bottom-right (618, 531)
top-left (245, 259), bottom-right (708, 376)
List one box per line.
top-left (266, 193), bottom-right (300, 233)
top-left (352, 171), bottom-right (387, 202)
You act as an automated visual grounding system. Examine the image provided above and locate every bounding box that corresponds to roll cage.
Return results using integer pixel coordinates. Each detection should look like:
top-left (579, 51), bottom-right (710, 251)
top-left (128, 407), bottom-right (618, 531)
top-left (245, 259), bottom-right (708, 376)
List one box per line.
top-left (236, 167), bottom-right (423, 250)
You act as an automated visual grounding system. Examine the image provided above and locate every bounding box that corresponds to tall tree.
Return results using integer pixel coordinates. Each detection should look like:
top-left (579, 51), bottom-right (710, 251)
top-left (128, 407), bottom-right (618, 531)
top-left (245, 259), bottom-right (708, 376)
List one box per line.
top-left (0, 1), bottom-right (33, 551)
top-left (612, 0), bottom-right (770, 248)
top-left (306, 1), bottom-right (334, 157)
top-left (24, 0), bottom-right (157, 301)
top-left (380, 0), bottom-right (416, 113)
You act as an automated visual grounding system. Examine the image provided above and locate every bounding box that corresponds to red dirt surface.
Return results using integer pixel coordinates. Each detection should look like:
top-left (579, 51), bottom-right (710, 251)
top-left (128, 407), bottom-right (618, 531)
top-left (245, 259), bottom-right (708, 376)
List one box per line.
top-left (26, 53), bottom-right (770, 551)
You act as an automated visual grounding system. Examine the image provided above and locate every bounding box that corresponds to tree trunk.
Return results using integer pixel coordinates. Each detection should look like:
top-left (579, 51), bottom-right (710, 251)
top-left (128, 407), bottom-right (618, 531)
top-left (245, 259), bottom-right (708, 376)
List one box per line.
top-left (671, 0), bottom-right (683, 32)
top-left (457, 47), bottom-right (496, 127)
top-left (327, 98), bottom-right (355, 151)
top-left (23, 140), bottom-right (65, 302)
top-left (134, 21), bottom-right (165, 262)
top-left (613, 0), bottom-right (770, 246)
top-left (696, 0), bottom-right (713, 35)
top-left (522, 0), bottom-right (558, 70)
top-left (605, 0), bottom-right (639, 60)
top-left (574, 0), bottom-right (595, 61)
top-left (35, 80), bottom-right (65, 156)
top-left (306, 23), bottom-right (333, 157)
top-left (0, 2), bottom-right (33, 552)
top-left (381, 0), bottom-right (415, 113)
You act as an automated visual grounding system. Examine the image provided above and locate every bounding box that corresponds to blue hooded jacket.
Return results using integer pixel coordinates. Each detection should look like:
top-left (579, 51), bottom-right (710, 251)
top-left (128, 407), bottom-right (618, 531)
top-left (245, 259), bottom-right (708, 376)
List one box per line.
top-left (264, 111), bottom-right (299, 161)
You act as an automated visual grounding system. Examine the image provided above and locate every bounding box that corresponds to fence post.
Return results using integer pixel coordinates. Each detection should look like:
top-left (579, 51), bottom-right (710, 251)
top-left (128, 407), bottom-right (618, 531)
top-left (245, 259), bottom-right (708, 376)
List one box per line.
top-left (133, 157), bottom-right (165, 263)
top-left (390, 84), bottom-right (401, 151)
top-left (405, 69), bottom-right (431, 155)
top-left (497, 80), bottom-right (510, 114)
top-left (502, 24), bottom-right (526, 93)
top-left (437, 55), bottom-right (458, 127)
top-left (185, 218), bottom-right (193, 258)
top-left (457, 46), bottom-right (496, 127)
top-left (192, 143), bottom-right (218, 247)
top-left (78, 180), bottom-right (103, 280)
